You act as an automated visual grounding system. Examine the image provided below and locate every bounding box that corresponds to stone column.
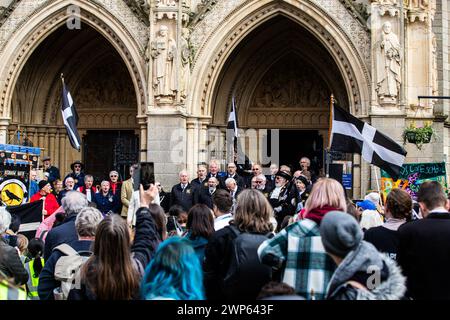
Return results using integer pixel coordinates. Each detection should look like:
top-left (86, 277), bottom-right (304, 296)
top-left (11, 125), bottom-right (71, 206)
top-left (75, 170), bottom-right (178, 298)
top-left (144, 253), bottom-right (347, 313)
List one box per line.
top-left (48, 128), bottom-right (57, 163)
top-left (37, 128), bottom-right (46, 151)
top-left (198, 121), bottom-right (209, 165)
top-left (147, 111), bottom-right (187, 189)
top-left (138, 116), bottom-right (148, 162)
top-left (26, 127), bottom-right (36, 147)
top-left (58, 129), bottom-right (67, 176)
top-left (186, 120), bottom-right (196, 176)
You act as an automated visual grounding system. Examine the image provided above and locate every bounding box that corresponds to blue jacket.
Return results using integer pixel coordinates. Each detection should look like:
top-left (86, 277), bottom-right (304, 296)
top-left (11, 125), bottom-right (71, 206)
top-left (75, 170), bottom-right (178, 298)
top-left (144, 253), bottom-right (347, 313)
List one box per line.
top-left (29, 181), bottom-right (39, 199)
top-left (43, 214), bottom-right (78, 260)
top-left (38, 240), bottom-right (93, 300)
top-left (93, 192), bottom-right (120, 216)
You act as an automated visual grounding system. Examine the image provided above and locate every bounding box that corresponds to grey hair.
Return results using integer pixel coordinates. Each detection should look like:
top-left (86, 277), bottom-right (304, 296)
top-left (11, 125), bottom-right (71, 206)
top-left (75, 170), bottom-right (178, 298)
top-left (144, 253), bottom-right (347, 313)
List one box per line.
top-left (75, 207), bottom-right (103, 237)
top-left (84, 175), bottom-right (93, 182)
top-left (62, 191), bottom-right (88, 216)
top-left (256, 174), bottom-right (267, 182)
top-left (225, 178), bottom-right (236, 186)
top-left (0, 207), bottom-right (12, 234)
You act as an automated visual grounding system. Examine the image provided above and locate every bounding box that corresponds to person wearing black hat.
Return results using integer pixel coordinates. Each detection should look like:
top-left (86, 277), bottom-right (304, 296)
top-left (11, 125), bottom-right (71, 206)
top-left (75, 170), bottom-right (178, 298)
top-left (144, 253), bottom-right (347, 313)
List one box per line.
top-left (294, 175), bottom-right (310, 213)
top-left (42, 156), bottom-right (60, 185)
top-left (268, 170), bottom-right (296, 230)
top-left (64, 160), bottom-right (85, 190)
top-left (30, 180), bottom-right (60, 219)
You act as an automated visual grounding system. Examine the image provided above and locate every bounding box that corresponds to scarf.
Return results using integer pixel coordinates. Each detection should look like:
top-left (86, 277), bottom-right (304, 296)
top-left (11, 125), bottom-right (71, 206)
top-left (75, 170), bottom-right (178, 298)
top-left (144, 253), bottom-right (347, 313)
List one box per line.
top-left (304, 205), bottom-right (340, 225)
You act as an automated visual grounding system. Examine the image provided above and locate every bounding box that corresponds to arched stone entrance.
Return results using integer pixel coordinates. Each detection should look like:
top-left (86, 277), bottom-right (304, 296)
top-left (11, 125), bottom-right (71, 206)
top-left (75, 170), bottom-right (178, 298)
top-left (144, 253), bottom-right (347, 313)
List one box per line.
top-left (0, 1), bottom-right (148, 179)
top-left (186, 1), bottom-right (370, 197)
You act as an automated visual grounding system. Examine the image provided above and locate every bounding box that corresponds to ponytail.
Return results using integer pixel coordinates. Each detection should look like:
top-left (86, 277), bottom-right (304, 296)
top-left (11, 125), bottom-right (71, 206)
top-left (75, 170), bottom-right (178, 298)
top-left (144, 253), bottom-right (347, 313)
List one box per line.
top-left (32, 252), bottom-right (43, 277)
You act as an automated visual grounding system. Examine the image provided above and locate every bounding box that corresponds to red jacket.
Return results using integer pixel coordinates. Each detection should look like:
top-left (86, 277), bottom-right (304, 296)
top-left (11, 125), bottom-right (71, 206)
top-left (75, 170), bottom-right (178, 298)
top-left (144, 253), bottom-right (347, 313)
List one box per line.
top-left (30, 192), bottom-right (59, 218)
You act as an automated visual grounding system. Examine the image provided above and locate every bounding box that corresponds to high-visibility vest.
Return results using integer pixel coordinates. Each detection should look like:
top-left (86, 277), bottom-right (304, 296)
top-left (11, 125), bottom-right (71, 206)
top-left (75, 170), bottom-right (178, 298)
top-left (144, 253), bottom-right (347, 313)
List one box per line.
top-left (0, 280), bottom-right (27, 300)
top-left (24, 258), bottom-right (45, 300)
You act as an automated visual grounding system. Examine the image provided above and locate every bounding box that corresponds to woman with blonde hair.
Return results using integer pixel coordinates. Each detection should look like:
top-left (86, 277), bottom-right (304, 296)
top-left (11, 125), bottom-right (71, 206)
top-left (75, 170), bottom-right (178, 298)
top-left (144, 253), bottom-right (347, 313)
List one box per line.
top-left (203, 189), bottom-right (274, 301)
top-left (258, 178), bottom-right (346, 300)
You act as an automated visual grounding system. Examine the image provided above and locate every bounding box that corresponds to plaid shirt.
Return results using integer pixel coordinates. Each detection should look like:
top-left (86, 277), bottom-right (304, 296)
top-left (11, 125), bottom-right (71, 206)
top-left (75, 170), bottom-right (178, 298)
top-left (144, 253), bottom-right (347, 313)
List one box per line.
top-left (258, 219), bottom-right (336, 300)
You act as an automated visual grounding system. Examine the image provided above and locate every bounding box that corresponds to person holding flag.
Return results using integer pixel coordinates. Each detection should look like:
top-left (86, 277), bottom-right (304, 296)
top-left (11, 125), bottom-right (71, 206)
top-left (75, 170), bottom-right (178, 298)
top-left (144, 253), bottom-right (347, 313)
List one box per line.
top-left (227, 95), bottom-right (252, 179)
top-left (30, 181), bottom-right (59, 219)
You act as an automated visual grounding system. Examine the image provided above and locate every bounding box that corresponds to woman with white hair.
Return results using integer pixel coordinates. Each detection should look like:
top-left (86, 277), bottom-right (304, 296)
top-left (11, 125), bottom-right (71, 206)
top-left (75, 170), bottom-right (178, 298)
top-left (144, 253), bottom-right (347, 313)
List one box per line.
top-left (0, 207), bottom-right (29, 286)
top-left (38, 207), bottom-right (103, 300)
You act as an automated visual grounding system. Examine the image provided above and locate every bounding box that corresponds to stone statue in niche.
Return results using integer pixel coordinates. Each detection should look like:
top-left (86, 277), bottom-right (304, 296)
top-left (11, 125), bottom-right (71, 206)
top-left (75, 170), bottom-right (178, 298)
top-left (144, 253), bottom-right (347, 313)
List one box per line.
top-left (150, 25), bottom-right (177, 99)
top-left (376, 21), bottom-right (401, 103)
top-left (180, 28), bottom-right (192, 102)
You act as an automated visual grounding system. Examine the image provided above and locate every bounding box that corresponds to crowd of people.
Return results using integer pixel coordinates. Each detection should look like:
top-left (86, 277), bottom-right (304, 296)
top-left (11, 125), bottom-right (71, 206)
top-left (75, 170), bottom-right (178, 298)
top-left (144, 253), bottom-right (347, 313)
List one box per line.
top-left (1, 153), bottom-right (450, 301)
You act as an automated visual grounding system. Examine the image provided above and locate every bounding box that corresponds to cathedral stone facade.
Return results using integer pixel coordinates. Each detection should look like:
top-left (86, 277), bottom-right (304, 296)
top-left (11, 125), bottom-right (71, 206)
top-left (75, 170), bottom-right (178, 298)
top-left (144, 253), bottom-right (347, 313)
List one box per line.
top-left (0, 0), bottom-right (446, 198)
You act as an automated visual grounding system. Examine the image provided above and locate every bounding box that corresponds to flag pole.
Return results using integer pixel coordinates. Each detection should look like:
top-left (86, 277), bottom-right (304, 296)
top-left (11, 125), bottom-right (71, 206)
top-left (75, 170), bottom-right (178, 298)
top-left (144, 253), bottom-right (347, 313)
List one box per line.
top-left (326, 94), bottom-right (334, 178)
top-left (371, 164), bottom-right (383, 208)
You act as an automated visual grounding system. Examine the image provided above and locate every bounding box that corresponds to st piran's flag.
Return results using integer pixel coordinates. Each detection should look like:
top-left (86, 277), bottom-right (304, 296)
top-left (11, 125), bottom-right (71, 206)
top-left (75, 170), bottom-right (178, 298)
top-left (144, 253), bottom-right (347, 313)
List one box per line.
top-left (329, 104), bottom-right (407, 179)
top-left (226, 96), bottom-right (252, 173)
top-left (62, 82), bottom-right (81, 151)
top-left (7, 200), bottom-right (43, 240)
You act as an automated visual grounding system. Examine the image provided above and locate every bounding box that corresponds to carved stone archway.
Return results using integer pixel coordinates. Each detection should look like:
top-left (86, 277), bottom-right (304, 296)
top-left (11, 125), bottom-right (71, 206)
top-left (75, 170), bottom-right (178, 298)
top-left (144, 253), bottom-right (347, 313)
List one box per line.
top-left (0, 0), bottom-right (148, 142)
top-left (188, 0), bottom-right (371, 119)
top-left (0, 0), bottom-right (148, 173)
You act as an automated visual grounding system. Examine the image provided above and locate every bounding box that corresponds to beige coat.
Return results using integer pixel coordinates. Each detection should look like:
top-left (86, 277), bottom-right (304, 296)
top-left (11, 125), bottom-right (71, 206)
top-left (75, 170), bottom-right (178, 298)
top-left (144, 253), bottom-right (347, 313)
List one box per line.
top-left (121, 178), bottom-right (133, 217)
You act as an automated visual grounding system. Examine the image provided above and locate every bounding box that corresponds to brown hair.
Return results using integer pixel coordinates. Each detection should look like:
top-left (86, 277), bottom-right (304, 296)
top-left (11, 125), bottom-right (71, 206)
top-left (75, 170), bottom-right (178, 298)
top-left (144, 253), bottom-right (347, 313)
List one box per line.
top-left (212, 189), bottom-right (233, 213)
top-left (82, 214), bottom-right (140, 300)
top-left (148, 204), bottom-right (167, 241)
top-left (186, 204), bottom-right (214, 239)
top-left (417, 181), bottom-right (447, 210)
top-left (16, 234), bottom-right (28, 254)
top-left (233, 189), bottom-right (273, 233)
top-left (386, 188), bottom-right (412, 220)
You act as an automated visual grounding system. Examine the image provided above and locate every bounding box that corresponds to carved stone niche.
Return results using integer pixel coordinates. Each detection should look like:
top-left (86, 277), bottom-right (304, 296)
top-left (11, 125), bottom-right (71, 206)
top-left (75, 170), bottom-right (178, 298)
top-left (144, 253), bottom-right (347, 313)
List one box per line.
top-left (371, 0), bottom-right (401, 17)
top-left (404, 0), bottom-right (436, 22)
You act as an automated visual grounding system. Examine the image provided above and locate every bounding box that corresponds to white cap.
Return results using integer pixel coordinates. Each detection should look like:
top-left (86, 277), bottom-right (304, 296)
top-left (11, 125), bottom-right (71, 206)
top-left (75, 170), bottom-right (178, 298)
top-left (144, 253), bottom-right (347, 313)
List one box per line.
top-left (364, 192), bottom-right (380, 206)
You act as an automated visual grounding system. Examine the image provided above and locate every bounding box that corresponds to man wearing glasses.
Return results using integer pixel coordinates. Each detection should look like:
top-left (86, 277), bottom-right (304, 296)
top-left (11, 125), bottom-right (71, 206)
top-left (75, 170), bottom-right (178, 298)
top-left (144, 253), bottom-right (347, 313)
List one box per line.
top-left (64, 160), bottom-right (85, 189)
top-left (246, 163), bottom-right (263, 189)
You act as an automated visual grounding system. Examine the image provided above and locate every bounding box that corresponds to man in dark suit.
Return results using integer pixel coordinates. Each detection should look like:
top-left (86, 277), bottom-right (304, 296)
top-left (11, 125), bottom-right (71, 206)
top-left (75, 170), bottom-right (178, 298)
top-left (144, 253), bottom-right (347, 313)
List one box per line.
top-left (265, 163), bottom-right (278, 191)
top-left (246, 163), bottom-right (263, 189)
top-left (195, 177), bottom-right (219, 209)
top-left (170, 170), bottom-right (195, 212)
top-left (226, 162), bottom-right (245, 189)
top-left (190, 164), bottom-right (208, 190)
top-left (397, 181), bottom-right (450, 300)
top-left (206, 159), bottom-right (226, 189)
top-left (225, 177), bottom-right (242, 201)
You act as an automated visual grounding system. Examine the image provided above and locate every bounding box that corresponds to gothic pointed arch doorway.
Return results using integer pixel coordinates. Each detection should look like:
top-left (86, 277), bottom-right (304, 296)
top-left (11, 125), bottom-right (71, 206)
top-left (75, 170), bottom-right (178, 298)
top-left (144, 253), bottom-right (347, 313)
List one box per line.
top-left (8, 22), bottom-right (140, 181)
top-left (209, 15), bottom-right (353, 194)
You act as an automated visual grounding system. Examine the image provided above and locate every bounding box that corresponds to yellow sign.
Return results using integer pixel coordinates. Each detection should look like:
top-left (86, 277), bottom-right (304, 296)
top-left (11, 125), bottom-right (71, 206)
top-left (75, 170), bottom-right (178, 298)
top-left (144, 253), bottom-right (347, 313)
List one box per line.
top-left (0, 179), bottom-right (26, 206)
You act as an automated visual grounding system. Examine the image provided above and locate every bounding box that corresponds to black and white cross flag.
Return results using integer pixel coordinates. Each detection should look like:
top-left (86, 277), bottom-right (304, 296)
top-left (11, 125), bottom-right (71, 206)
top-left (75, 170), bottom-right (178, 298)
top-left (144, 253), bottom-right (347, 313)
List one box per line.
top-left (61, 80), bottom-right (81, 151)
top-left (227, 96), bottom-right (239, 139)
top-left (329, 104), bottom-right (407, 178)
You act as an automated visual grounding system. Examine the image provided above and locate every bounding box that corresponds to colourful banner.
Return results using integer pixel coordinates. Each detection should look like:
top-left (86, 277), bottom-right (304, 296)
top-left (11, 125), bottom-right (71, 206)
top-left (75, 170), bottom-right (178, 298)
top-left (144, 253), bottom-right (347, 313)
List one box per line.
top-left (381, 162), bottom-right (447, 201)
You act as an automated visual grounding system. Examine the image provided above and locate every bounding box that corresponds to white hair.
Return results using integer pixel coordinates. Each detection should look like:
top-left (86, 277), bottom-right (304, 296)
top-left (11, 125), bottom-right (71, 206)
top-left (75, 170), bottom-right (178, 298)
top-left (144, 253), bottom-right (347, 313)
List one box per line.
top-left (0, 207), bottom-right (11, 234)
top-left (179, 170), bottom-right (189, 177)
top-left (256, 174), bottom-right (267, 182)
top-left (225, 178), bottom-right (236, 186)
top-left (62, 191), bottom-right (88, 216)
top-left (75, 207), bottom-right (103, 237)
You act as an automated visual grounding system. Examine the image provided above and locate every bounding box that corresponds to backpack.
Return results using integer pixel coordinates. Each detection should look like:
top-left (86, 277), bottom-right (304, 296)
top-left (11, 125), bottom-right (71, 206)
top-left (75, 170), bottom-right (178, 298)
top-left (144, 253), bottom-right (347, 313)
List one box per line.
top-left (53, 244), bottom-right (92, 300)
top-left (222, 225), bottom-right (273, 299)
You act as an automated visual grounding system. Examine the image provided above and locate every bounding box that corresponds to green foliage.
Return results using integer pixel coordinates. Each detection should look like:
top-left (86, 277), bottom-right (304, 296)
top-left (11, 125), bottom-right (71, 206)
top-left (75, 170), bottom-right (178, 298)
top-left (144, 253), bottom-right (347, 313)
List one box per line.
top-left (403, 122), bottom-right (434, 150)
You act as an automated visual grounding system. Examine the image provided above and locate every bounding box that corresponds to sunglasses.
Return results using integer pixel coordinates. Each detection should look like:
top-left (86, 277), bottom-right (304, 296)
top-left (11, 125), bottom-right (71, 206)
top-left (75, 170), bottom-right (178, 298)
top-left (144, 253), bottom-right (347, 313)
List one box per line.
top-left (74, 165), bottom-right (81, 168)
top-left (110, 175), bottom-right (118, 177)
top-left (255, 181), bottom-right (264, 184)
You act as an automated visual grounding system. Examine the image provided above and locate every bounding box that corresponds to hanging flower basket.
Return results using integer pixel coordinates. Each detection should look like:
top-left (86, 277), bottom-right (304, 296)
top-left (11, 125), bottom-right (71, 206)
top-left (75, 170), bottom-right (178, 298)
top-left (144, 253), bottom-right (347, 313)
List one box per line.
top-left (403, 121), bottom-right (435, 150)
